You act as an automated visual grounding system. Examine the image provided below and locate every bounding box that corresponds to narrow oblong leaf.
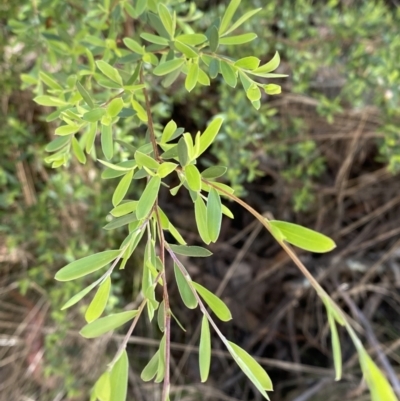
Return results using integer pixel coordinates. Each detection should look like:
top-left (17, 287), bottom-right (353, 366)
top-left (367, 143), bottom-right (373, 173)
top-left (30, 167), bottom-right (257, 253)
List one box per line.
top-left (198, 117), bottom-right (224, 156)
top-left (110, 350), bottom-right (129, 401)
top-left (153, 58), bottom-right (184, 76)
top-left (55, 250), bottom-right (120, 281)
top-left (195, 196), bottom-right (211, 244)
top-left (135, 151), bottom-right (159, 170)
top-left (83, 108), bottom-right (106, 122)
top-left (107, 98), bottom-right (124, 117)
top-left (185, 164), bottom-right (201, 192)
top-left (101, 124), bottom-right (113, 160)
top-left (39, 71), bottom-right (63, 90)
top-left (95, 372), bottom-right (111, 401)
top-left (174, 263), bottom-right (198, 309)
top-left (227, 341), bottom-right (273, 395)
top-left (201, 166), bottom-right (227, 179)
top-left (140, 32), bottom-right (169, 46)
top-left (155, 334), bottom-right (166, 383)
top-left (55, 125), bottom-right (80, 136)
top-left (169, 244), bottom-right (212, 257)
top-left (80, 310), bottom-right (138, 338)
top-left (199, 315), bottom-right (211, 382)
top-left (208, 25), bottom-right (219, 52)
top-left (61, 281), bottom-right (99, 310)
top-left (185, 62), bottom-right (199, 92)
top-left (207, 188), bottom-right (222, 243)
top-left (174, 41), bottom-right (198, 58)
top-left (158, 162), bottom-right (177, 178)
top-left (76, 81), bottom-right (95, 108)
top-left (136, 175), bottom-right (161, 220)
top-left (192, 282), bottom-right (232, 321)
top-left (219, 33), bottom-right (257, 45)
top-left (161, 120), bottom-right (177, 143)
top-left (224, 8), bottom-right (262, 35)
top-left (96, 60), bottom-right (123, 86)
top-left (176, 34), bottom-right (207, 45)
top-left (45, 135), bottom-right (70, 152)
top-left (327, 309), bottom-right (342, 381)
top-left (234, 56), bottom-right (260, 70)
top-left (158, 3), bottom-right (174, 37)
top-left (123, 37), bottom-right (144, 55)
top-left (253, 52), bottom-right (280, 74)
top-left (220, 0), bottom-right (241, 35)
top-left (110, 201), bottom-right (138, 217)
top-left (72, 136), bottom-right (86, 164)
top-left (112, 170), bottom-right (133, 207)
top-left (85, 276), bottom-right (111, 323)
top-left (103, 213), bottom-right (138, 231)
top-left (269, 220), bottom-right (336, 253)
top-left (141, 350), bottom-right (160, 382)
top-left (220, 61), bottom-right (237, 87)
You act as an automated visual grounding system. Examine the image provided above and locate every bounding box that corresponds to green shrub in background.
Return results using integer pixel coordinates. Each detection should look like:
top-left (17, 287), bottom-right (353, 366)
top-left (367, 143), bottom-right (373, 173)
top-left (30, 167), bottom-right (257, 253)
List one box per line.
top-left (2, 0), bottom-right (399, 400)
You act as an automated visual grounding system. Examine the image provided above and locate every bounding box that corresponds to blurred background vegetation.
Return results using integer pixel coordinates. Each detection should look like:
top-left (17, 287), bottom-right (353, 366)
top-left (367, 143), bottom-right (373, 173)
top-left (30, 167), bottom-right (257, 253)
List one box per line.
top-left (1, 1), bottom-right (400, 400)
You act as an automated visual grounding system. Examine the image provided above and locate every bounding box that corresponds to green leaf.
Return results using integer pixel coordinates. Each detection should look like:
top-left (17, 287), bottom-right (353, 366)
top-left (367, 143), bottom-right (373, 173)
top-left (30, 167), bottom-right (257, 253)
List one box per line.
top-left (192, 282), bottom-right (231, 321)
top-left (85, 276), bottom-right (111, 323)
top-left (112, 170), bottom-right (133, 207)
top-left (158, 4), bottom-right (174, 38)
top-left (219, 33), bottom-right (257, 45)
top-left (220, 0), bottom-right (241, 35)
top-left (174, 263), bottom-right (197, 309)
top-left (197, 68), bottom-right (210, 86)
top-left (80, 310), bottom-right (138, 338)
top-left (61, 281), bottom-right (99, 310)
top-left (123, 37), bottom-right (144, 54)
top-left (269, 220), bottom-right (336, 253)
top-left (201, 166), bottom-right (227, 179)
top-left (101, 124), bottom-right (114, 160)
top-left (110, 350), bottom-right (129, 401)
top-left (161, 120), bottom-right (177, 143)
top-left (103, 213), bottom-right (138, 231)
top-left (253, 52), bottom-right (280, 74)
top-left (227, 341), bottom-right (273, 396)
top-left (176, 34), bottom-right (207, 45)
top-left (263, 84), bottom-right (281, 95)
top-left (234, 56), bottom-right (260, 70)
top-left (111, 201), bottom-right (138, 217)
top-left (174, 41), bottom-right (198, 58)
top-left (96, 60), bottom-right (123, 86)
top-left (358, 347), bottom-right (398, 401)
top-left (99, 159), bottom-right (136, 172)
top-left (209, 58), bottom-right (220, 79)
top-left (107, 98), bottom-right (124, 117)
top-left (168, 222), bottom-right (186, 245)
top-left (141, 350), bottom-right (159, 381)
top-left (198, 117), bottom-right (224, 156)
top-left (327, 309), bottom-right (342, 381)
top-left (207, 188), bottom-right (222, 243)
top-left (247, 84), bottom-right (262, 102)
top-left (76, 81), bottom-right (95, 108)
top-left (208, 26), bottom-right (219, 52)
top-left (153, 58), bottom-right (184, 76)
top-left (185, 62), bottom-right (199, 92)
top-left (155, 334), bottom-right (166, 383)
top-left (177, 136), bottom-right (189, 166)
top-left (135, 151), bottom-right (159, 170)
top-left (95, 372), bottom-right (111, 401)
top-left (157, 300), bottom-right (165, 332)
top-left (195, 196), bottom-right (211, 244)
top-left (158, 162), bottom-right (177, 178)
top-left (34, 95), bottom-right (68, 107)
top-left (185, 164), bottom-right (201, 192)
top-left (72, 136), bottom-right (86, 164)
top-left (45, 135), bottom-right (70, 152)
top-left (55, 125), bottom-right (80, 136)
top-left (169, 244), bottom-right (212, 258)
top-left (224, 8), bottom-right (262, 35)
top-left (55, 250), bottom-right (120, 281)
top-left (199, 315), bottom-right (211, 382)
top-left (140, 32), bottom-right (169, 46)
top-left (220, 61), bottom-right (237, 87)
top-left (83, 108), bottom-right (106, 122)
top-left (136, 175), bottom-right (161, 220)
top-left (39, 71), bottom-right (63, 90)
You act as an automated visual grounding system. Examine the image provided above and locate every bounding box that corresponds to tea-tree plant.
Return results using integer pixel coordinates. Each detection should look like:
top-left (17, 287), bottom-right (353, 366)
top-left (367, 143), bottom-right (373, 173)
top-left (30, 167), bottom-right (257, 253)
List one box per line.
top-left (27, 0), bottom-right (397, 400)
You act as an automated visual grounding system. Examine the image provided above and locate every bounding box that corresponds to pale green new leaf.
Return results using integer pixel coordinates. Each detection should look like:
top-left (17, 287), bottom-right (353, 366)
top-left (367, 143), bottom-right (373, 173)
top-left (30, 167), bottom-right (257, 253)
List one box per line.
top-left (185, 63), bottom-right (199, 92)
top-left (219, 33), bottom-right (257, 45)
top-left (161, 120), bottom-right (177, 143)
top-left (85, 276), bottom-right (111, 323)
top-left (112, 169), bottom-right (133, 207)
top-left (224, 8), bottom-right (262, 35)
top-left (220, 0), bottom-right (241, 35)
top-left (195, 196), bottom-right (211, 244)
top-left (101, 124), bottom-right (113, 160)
top-left (141, 32), bottom-right (169, 46)
top-left (192, 282), bottom-right (232, 321)
top-left (95, 372), bottom-right (111, 401)
top-left (199, 315), bottom-right (211, 382)
top-left (55, 125), bottom-right (80, 136)
top-left (269, 220), bottom-right (336, 253)
top-left (136, 175), bottom-right (161, 219)
top-left (198, 117), bottom-right (224, 156)
top-left (76, 81), bottom-right (95, 108)
top-left (111, 201), bottom-right (138, 217)
top-left (185, 164), bottom-right (201, 192)
top-left (96, 60), bottom-right (123, 86)
top-left (174, 41), bottom-right (198, 58)
top-left (158, 162), bottom-right (177, 178)
top-left (83, 108), bottom-right (106, 122)
top-left (253, 52), bottom-right (280, 74)
top-left (123, 37), bottom-right (144, 55)
top-left (72, 136), bottom-right (86, 164)
top-left (135, 151), bottom-right (159, 170)
top-left (110, 350), bottom-right (129, 401)
top-left (40, 71), bottom-right (63, 90)
top-left (174, 263), bottom-right (198, 309)
top-left (80, 310), bottom-right (138, 338)
top-left (34, 95), bottom-right (68, 107)
top-left (107, 98), bottom-right (124, 117)
top-left (234, 56), bottom-right (260, 70)
top-left (176, 34), bottom-right (207, 45)
top-left (55, 250), bottom-right (120, 281)
top-left (158, 4), bottom-right (174, 38)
